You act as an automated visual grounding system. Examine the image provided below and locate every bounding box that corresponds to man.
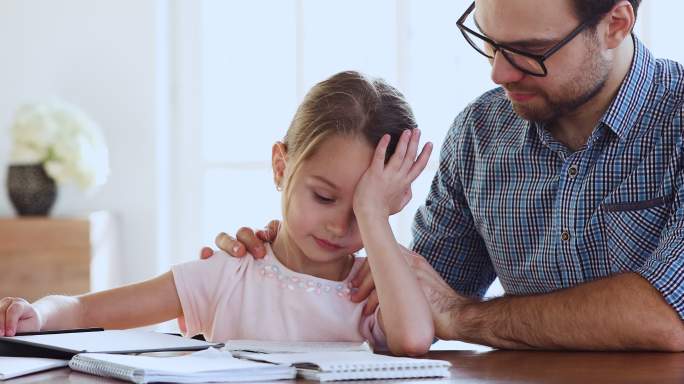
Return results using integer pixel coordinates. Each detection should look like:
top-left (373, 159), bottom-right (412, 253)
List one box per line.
top-left (207, 0), bottom-right (684, 351)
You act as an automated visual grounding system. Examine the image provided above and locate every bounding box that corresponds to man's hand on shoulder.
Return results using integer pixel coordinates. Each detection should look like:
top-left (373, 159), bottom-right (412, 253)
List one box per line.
top-left (200, 220), bottom-right (281, 260)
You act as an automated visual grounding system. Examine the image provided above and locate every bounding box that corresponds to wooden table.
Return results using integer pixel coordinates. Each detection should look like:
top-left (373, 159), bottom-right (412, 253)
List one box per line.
top-left (6, 348), bottom-right (683, 383)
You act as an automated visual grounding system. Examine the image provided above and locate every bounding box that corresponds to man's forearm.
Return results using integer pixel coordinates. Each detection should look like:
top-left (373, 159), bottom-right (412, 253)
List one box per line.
top-left (450, 273), bottom-right (684, 351)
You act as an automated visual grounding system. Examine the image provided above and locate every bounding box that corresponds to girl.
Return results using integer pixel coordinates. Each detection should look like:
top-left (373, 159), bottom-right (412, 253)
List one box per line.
top-left (0, 71), bottom-right (434, 356)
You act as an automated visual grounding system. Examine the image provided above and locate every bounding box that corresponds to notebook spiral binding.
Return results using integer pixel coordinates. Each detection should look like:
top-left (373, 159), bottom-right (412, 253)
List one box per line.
top-left (328, 362), bottom-right (442, 371)
top-left (69, 356), bottom-right (139, 383)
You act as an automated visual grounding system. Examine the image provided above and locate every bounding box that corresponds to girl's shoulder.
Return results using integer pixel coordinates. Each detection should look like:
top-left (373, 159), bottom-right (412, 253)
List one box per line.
top-left (172, 250), bottom-right (260, 285)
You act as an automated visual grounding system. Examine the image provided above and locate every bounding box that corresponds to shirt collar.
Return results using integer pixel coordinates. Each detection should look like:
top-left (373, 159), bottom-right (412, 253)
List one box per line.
top-left (600, 34), bottom-right (657, 140)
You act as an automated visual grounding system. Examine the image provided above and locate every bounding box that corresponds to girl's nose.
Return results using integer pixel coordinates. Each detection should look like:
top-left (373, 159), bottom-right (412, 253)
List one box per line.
top-left (325, 212), bottom-right (354, 237)
top-left (325, 220), bottom-right (348, 237)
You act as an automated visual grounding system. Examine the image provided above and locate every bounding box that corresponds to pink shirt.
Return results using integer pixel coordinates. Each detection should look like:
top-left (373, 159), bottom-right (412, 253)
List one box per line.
top-left (171, 245), bottom-right (386, 349)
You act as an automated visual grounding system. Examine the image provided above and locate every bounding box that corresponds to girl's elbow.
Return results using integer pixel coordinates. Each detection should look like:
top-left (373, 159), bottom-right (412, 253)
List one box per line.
top-left (389, 328), bottom-right (434, 356)
top-left (390, 338), bottom-right (432, 356)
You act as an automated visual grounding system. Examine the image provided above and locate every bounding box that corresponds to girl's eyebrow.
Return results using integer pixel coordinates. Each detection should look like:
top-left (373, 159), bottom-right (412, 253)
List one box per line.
top-left (311, 175), bottom-right (339, 190)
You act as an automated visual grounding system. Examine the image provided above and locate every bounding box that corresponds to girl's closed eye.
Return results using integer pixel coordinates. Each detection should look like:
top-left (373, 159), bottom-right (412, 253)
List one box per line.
top-left (313, 191), bottom-right (335, 204)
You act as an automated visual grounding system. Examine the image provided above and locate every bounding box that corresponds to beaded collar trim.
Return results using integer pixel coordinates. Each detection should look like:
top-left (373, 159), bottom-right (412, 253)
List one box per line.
top-left (254, 250), bottom-right (356, 298)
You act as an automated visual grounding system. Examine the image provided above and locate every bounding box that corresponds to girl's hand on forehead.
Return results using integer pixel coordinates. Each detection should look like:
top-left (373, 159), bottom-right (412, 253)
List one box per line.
top-left (353, 129), bottom-right (432, 218)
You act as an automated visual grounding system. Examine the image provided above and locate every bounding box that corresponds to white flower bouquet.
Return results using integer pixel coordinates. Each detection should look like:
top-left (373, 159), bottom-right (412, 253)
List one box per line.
top-left (9, 101), bottom-right (109, 191)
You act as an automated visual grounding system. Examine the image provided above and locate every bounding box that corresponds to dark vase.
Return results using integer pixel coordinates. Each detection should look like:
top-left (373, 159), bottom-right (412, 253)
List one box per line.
top-left (6, 164), bottom-right (57, 216)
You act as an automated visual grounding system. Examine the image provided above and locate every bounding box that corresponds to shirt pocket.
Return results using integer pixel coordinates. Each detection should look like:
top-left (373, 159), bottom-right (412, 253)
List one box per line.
top-left (603, 195), bottom-right (672, 273)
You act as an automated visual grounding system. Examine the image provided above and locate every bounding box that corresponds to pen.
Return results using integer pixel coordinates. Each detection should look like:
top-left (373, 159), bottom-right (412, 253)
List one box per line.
top-left (13, 328), bottom-right (104, 337)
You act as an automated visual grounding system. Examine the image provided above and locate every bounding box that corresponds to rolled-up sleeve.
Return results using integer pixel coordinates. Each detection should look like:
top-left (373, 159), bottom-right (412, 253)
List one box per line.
top-left (411, 109), bottom-right (496, 298)
top-left (636, 170), bottom-right (684, 319)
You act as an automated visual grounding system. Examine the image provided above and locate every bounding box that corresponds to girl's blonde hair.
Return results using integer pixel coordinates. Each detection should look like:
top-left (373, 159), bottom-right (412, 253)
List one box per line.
top-left (280, 70), bottom-right (417, 216)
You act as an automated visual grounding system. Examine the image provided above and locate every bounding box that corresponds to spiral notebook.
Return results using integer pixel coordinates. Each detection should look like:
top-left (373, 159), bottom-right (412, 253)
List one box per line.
top-left (237, 351), bottom-right (451, 381)
top-left (68, 348), bottom-right (296, 383)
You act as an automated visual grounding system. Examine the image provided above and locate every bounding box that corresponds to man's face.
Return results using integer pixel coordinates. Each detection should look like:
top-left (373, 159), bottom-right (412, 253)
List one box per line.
top-left (475, 0), bottom-right (611, 123)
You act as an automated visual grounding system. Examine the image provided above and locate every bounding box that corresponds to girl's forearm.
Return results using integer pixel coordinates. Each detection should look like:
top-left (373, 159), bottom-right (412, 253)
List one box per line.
top-left (33, 272), bottom-right (182, 331)
top-left (357, 213), bottom-right (434, 355)
top-left (34, 295), bottom-right (85, 330)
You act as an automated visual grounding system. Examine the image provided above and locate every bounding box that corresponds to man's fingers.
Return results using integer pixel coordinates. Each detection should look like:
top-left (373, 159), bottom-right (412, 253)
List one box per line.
top-left (215, 232), bottom-right (246, 257)
top-left (256, 220), bottom-right (281, 242)
top-left (362, 291), bottom-right (380, 316)
top-left (350, 260), bottom-right (375, 303)
top-left (351, 271), bottom-right (375, 303)
top-left (412, 258), bottom-right (454, 293)
top-left (236, 227), bottom-right (267, 258)
top-left (199, 247), bottom-right (214, 260)
top-left (351, 259), bottom-right (370, 288)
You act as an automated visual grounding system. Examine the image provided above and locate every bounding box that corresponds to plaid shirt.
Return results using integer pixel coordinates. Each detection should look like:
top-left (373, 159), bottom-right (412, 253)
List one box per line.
top-left (411, 36), bottom-right (684, 319)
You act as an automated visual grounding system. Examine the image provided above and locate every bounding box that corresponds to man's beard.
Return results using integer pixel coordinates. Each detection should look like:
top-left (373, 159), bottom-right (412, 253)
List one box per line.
top-left (507, 40), bottom-right (610, 123)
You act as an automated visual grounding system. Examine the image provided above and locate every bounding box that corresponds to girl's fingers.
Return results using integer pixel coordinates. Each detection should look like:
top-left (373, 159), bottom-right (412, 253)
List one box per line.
top-left (401, 128), bottom-right (421, 174)
top-left (388, 129), bottom-right (411, 171)
top-left (372, 134), bottom-right (391, 172)
top-left (0, 297), bottom-right (19, 336)
top-left (5, 302), bottom-right (20, 335)
top-left (0, 299), bottom-right (7, 336)
top-left (407, 142), bottom-right (433, 182)
top-left (4, 300), bottom-right (26, 336)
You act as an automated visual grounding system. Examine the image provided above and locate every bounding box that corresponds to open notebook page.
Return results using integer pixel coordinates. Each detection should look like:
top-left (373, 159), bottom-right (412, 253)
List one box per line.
top-left (0, 356), bottom-right (68, 380)
top-left (224, 340), bottom-right (370, 353)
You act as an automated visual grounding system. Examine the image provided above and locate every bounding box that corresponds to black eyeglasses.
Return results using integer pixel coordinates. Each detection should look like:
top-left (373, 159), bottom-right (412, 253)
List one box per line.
top-left (456, 1), bottom-right (597, 77)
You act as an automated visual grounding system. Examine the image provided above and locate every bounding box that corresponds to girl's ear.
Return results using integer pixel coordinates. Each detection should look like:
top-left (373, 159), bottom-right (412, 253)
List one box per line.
top-left (272, 142), bottom-right (288, 190)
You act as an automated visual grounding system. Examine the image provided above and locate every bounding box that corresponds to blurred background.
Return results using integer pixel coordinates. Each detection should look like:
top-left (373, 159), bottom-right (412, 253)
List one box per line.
top-left (0, 0), bottom-right (681, 297)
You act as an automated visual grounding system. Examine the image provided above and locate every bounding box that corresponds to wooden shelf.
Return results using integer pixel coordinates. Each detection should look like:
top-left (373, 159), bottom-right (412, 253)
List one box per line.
top-left (0, 212), bottom-right (116, 302)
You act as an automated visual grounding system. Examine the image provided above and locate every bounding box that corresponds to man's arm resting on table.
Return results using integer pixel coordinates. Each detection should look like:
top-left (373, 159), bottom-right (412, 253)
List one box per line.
top-left (448, 273), bottom-right (684, 351)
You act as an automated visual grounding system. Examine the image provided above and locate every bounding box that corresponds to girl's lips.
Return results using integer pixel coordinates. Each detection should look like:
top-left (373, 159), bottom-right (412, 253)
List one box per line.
top-left (313, 236), bottom-right (343, 251)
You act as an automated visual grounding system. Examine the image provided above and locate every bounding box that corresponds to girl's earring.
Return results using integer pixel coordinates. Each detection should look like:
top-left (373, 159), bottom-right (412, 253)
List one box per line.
top-left (276, 184), bottom-right (283, 192)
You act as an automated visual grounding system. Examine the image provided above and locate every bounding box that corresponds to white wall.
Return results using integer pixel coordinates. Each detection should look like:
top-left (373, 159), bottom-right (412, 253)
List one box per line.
top-left (0, 0), bottom-right (680, 288)
top-left (0, 0), bottom-right (167, 284)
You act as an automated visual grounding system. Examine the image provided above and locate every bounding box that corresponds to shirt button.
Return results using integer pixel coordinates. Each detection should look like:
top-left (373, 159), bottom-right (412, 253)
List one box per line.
top-left (568, 165), bottom-right (578, 178)
top-left (561, 231), bottom-right (571, 241)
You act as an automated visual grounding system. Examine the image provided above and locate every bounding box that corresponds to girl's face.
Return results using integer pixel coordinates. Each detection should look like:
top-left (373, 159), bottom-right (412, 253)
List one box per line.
top-left (275, 135), bottom-right (374, 269)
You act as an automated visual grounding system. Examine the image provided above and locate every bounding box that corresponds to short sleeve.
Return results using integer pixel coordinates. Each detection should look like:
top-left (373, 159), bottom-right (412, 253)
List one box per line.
top-left (358, 306), bottom-right (388, 351)
top-left (171, 251), bottom-right (244, 337)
